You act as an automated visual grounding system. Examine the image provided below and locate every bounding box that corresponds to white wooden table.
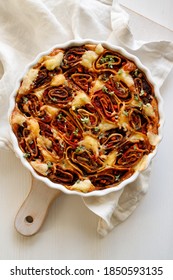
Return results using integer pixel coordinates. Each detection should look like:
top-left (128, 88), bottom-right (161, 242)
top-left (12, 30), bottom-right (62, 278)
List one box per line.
top-left (0, 1), bottom-right (173, 260)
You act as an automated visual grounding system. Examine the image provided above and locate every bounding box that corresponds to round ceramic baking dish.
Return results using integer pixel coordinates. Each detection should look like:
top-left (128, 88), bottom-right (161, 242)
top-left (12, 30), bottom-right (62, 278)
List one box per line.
top-left (8, 39), bottom-right (164, 197)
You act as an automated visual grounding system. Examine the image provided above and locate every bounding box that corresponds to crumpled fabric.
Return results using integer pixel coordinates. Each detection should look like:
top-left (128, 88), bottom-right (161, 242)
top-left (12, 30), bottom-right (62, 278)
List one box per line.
top-left (0, 0), bottom-right (173, 236)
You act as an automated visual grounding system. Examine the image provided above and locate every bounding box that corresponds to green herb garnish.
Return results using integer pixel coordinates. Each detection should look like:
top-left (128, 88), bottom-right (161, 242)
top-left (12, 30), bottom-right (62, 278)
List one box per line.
top-left (123, 110), bottom-right (128, 116)
top-left (23, 152), bottom-right (30, 158)
top-left (118, 69), bottom-right (123, 75)
top-left (73, 128), bottom-right (79, 136)
top-left (80, 116), bottom-right (89, 124)
top-left (75, 146), bottom-right (84, 153)
top-left (140, 90), bottom-right (145, 96)
top-left (134, 69), bottom-right (139, 77)
top-left (94, 127), bottom-right (100, 132)
top-left (23, 97), bottom-right (28, 104)
top-left (134, 94), bottom-right (139, 101)
top-left (115, 174), bottom-right (121, 181)
top-left (57, 113), bottom-right (63, 119)
top-left (47, 162), bottom-right (53, 168)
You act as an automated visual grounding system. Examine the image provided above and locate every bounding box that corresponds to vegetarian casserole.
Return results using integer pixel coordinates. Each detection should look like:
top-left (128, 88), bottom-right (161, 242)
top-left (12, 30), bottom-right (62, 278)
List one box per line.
top-left (10, 41), bottom-right (161, 194)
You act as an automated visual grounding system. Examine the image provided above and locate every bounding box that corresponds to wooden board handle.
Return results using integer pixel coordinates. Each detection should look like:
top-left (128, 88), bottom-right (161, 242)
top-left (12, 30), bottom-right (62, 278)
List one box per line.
top-left (15, 177), bottom-right (61, 236)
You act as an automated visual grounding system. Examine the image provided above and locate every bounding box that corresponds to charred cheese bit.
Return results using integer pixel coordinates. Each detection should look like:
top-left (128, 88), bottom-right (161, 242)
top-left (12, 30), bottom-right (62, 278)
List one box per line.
top-left (27, 118), bottom-right (40, 137)
top-left (44, 52), bottom-right (63, 70)
top-left (71, 91), bottom-right (91, 109)
top-left (95, 43), bottom-right (104, 55)
top-left (50, 74), bottom-right (66, 86)
top-left (143, 103), bottom-right (155, 117)
top-left (98, 119), bottom-right (117, 132)
top-left (71, 179), bottom-right (93, 193)
top-left (103, 150), bottom-right (118, 166)
top-left (11, 111), bottom-right (26, 126)
top-left (30, 160), bottom-right (48, 176)
top-left (81, 50), bottom-right (98, 68)
top-left (147, 131), bottom-right (160, 146)
top-left (19, 68), bottom-right (39, 94)
top-left (117, 69), bottom-right (134, 87)
top-left (79, 135), bottom-right (99, 156)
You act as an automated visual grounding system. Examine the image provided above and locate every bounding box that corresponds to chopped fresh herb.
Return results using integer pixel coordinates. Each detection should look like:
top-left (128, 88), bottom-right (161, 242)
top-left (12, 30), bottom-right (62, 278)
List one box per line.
top-left (47, 162), bottom-right (53, 168)
top-left (94, 127), bottom-right (100, 132)
top-left (73, 128), bottom-right (79, 136)
top-left (108, 62), bottom-right (114, 69)
top-left (140, 90), bottom-right (145, 96)
top-left (115, 174), bottom-right (121, 181)
top-left (102, 86), bottom-right (109, 93)
top-left (109, 91), bottom-right (114, 96)
top-left (98, 133), bottom-right (104, 139)
top-left (138, 101), bottom-right (143, 107)
top-left (100, 57), bottom-right (106, 64)
top-left (23, 152), bottom-right (30, 158)
top-left (76, 179), bottom-right (80, 184)
top-left (134, 94), bottom-right (139, 101)
top-left (133, 145), bottom-right (137, 150)
top-left (116, 82), bottom-right (120, 88)
top-left (123, 110), bottom-right (128, 116)
top-left (51, 97), bottom-right (58, 102)
top-left (118, 69), bottom-right (123, 75)
top-left (134, 69), bottom-right (139, 77)
top-left (75, 146), bottom-right (84, 153)
top-left (80, 116), bottom-right (89, 124)
top-left (57, 113), bottom-right (63, 119)
top-left (23, 97), bottom-right (28, 103)
top-left (100, 55), bottom-right (115, 64)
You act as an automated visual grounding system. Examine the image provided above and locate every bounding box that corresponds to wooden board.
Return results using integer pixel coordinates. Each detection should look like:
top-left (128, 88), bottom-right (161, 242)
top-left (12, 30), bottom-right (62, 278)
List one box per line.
top-left (15, 176), bottom-right (61, 236)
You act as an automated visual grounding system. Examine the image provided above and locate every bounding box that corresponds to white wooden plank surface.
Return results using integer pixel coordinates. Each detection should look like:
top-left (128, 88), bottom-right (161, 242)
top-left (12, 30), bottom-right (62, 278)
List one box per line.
top-left (119, 0), bottom-right (173, 31)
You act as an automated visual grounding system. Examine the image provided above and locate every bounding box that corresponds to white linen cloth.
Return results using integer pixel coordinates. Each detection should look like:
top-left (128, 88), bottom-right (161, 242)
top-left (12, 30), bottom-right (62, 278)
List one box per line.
top-left (0, 0), bottom-right (173, 236)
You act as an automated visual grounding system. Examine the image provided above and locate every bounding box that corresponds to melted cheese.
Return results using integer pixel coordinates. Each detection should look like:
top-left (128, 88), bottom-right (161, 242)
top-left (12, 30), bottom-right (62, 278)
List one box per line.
top-left (27, 118), bottom-right (40, 137)
top-left (50, 74), bottom-right (66, 86)
top-left (52, 128), bottom-right (60, 139)
top-left (103, 150), bottom-right (118, 166)
top-left (42, 105), bottom-right (59, 117)
top-left (79, 135), bottom-right (99, 156)
top-left (95, 43), bottom-right (104, 55)
top-left (91, 79), bottom-right (104, 93)
top-left (71, 179), bottom-right (93, 192)
top-left (134, 155), bottom-right (148, 171)
top-left (81, 50), bottom-right (98, 68)
top-left (143, 103), bottom-right (155, 117)
top-left (45, 52), bottom-right (63, 70)
top-left (117, 69), bottom-right (134, 87)
top-left (71, 91), bottom-right (91, 109)
top-left (147, 131), bottom-right (160, 146)
top-left (19, 68), bottom-right (39, 94)
top-left (98, 120), bottom-right (117, 132)
top-left (34, 89), bottom-right (44, 99)
top-left (41, 149), bottom-right (56, 162)
top-left (30, 160), bottom-right (48, 176)
top-left (118, 105), bottom-right (129, 130)
top-left (37, 135), bottom-right (52, 149)
top-left (11, 111), bottom-right (26, 126)
top-left (129, 132), bottom-right (145, 142)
